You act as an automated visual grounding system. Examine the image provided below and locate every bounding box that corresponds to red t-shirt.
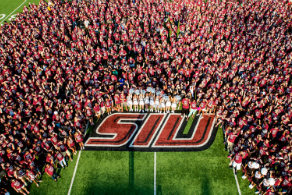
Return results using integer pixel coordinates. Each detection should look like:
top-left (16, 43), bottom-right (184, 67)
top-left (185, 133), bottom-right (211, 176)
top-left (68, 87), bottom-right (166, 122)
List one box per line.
top-left (191, 102), bottom-right (197, 110)
top-left (271, 128), bottom-right (278, 138)
top-left (45, 165), bottom-right (54, 176)
top-left (11, 180), bottom-right (23, 189)
top-left (207, 100), bottom-right (214, 108)
top-left (228, 132), bottom-right (237, 143)
top-left (234, 153), bottom-right (242, 164)
top-left (55, 153), bottom-right (64, 161)
top-left (182, 98), bottom-right (190, 109)
top-left (75, 134), bottom-right (83, 143)
top-left (105, 100), bottom-right (111, 108)
top-left (68, 139), bottom-right (75, 148)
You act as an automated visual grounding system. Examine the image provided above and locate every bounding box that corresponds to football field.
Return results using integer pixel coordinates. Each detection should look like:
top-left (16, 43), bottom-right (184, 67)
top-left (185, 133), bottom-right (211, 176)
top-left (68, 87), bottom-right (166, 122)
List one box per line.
top-left (21, 125), bottom-right (252, 195)
top-left (9, 123), bottom-right (252, 195)
top-left (1, 1), bottom-right (254, 195)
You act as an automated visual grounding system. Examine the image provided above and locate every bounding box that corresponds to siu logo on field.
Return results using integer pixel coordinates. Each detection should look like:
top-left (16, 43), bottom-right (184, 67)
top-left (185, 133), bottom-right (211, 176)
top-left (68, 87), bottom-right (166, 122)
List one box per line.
top-left (85, 113), bottom-right (218, 151)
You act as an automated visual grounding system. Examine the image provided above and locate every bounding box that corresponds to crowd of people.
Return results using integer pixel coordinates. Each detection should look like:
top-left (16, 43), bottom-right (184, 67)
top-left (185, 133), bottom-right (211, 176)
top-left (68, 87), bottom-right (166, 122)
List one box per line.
top-left (0, 0), bottom-right (291, 194)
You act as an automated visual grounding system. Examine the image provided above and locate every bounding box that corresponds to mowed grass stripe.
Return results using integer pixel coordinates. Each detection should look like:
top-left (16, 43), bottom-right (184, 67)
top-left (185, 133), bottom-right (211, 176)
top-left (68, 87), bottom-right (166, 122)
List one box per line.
top-left (0, 0), bottom-right (23, 16)
top-left (182, 115), bottom-right (194, 134)
top-left (0, 0), bottom-right (41, 24)
top-left (155, 128), bottom-right (240, 195)
top-left (69, 125), bottom-right (243, 195)
top-left (70, 151), bottom-right (154, 195)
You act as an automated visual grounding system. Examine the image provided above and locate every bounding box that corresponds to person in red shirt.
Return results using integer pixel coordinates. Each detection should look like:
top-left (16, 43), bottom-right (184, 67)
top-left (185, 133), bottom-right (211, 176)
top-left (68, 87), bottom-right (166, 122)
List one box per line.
top-left (11, 178), bottom-right (29, 195)
top-left (74, 130), bottom-right (84, 150)
top-left (120, 91), bottom-right (127, 112)
top-left (26, 169), bottom-right (42, 187)
top-left (187, 99), bottom-right (197, 121)
top-left (100, 98), bottom-right (106, 117)
top-left (206, 97), bottom-right (215, 115)
top-left (67, 136), bottom-right (77, 155)
top-left (105, 97), bottom-right (111, 115)
top-left (85, 107), bottom-right (94, 126)
top-left (181, 96), bottom-right (190, 118)
top-left (114, 93), bottom-right (121, 112)
top-left (45, 153), bottom-right (55, 165)
top-left (93, 102), bottom-right (101, 120)
top-left (230, 152), bottom-right (243, 175)
top-left (227, 130), bottom-right (238, 156)
top-left (55, 150), bottom-right (67, 169)
top-left (45, 163), bottom-right (60, 181)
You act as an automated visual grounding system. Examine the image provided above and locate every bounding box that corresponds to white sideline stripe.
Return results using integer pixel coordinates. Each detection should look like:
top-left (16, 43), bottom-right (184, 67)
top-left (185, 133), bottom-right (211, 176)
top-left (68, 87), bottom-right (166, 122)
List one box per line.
top-left (68, 150), bottom-right (82, 195)
top-left (154, 152), bottom-right (156, 195)
top-left (0, 0), bottom-right (27, 24)
top-left (231, 159), bottom-right (242, 195)
top-left (84, 120), bottom-right (90, 136)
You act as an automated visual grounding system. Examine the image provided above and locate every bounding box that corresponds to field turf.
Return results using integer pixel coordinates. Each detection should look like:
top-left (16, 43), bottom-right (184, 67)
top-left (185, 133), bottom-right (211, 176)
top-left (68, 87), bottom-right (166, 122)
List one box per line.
top-left (9, 126), bottom-right (253, 195)
top-left (1, 1), bottom-right (255, 195)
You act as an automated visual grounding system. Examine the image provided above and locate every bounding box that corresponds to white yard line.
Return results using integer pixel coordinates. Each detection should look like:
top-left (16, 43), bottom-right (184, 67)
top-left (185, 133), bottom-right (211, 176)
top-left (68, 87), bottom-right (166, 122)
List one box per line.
top-left (68, 118), bottom-right (90, 195)
top-left (84, 120), bottom-right (90, 136)
top-left (67, 150), bottom-right (82, 195)
top-left (154, 152), bottom-right (157, 195)
top-left (231, 159), bottom-right (242, 195)
top-left (0, 0), bottom-right (27, 24)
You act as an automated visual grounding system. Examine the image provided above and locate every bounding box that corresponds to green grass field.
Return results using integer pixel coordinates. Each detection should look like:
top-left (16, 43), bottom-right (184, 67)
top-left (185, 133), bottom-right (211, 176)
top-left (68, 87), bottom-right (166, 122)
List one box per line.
top-left (10, 125), bottom-right (254, 195)
top-left (1, 1), bottom-right (255, 195)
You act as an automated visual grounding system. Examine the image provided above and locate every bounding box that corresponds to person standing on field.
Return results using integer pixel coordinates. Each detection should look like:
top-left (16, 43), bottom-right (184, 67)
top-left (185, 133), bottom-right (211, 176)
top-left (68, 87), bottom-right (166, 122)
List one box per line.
top-left (187, 99), bottom-right (197, 121)
top-left (227, 130), bottom-right (238, 156)
top-left (181, 96), bottom-right (190, 118)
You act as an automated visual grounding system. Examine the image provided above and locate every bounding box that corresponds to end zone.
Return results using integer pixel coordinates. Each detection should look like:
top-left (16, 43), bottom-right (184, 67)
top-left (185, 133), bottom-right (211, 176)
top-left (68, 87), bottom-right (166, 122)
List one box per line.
top-left (85, 112), bottom-right (218, 152)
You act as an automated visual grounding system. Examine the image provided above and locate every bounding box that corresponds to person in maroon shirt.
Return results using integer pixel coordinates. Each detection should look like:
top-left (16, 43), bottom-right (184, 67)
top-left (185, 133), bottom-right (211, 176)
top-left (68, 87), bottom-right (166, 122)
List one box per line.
top-left (206, 97), bottom-right (215, 115)
top-left (227, 130), bottom-right (238, 156)
top-left (67, 136), bottom-right (77, 155)
top-left (187, 99), bottom-right (198, 121)
top-left (114, 93), bottom-right (121, 112)
top-left (26, 169), bottom-right (42, 187)
top-left (45, 163), bottom-right (60, 181)
top-left (119, 91), bottom-right (127, 112)
top-left (74, 131), bottom-right (84, 150)
top-left (105, 97), bottom-right (112, 115)
top-left (55, 150), bottom-right (67, 169)
top-left (181, 96), bottom-right (190, 118)
top-left (11, 178), bottom-right (30, 195)
top-left (231, 152), bottom-right (243, 175)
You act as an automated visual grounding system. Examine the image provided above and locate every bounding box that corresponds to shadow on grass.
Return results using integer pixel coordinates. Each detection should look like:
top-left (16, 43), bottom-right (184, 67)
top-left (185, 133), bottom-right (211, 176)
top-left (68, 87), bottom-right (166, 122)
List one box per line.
top-left (79, 182), bottom-right (154, 195)
top-left (201, 176), bottom-right (212, 195)
top-left (157, 184), bottom-right (162, 195)
top-left (129, 151), bottom-right (134, 194)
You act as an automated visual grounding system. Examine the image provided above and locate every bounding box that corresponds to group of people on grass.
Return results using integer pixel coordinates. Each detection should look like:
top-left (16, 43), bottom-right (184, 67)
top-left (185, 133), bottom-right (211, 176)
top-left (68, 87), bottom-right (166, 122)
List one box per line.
top-left (0, 0), bottom-right (292, 194)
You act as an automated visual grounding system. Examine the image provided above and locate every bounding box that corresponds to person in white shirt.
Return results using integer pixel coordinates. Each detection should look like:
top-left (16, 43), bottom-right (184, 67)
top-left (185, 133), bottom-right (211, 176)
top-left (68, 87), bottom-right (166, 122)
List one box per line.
top-left (171, 96), bottom-right (178, 113)
top-left (149, 94), bottom-right (155, 112)
top-left (139, 94), bottom-right (144, 112)
top-left (144, 93), bottom-right (150, 112)
top-left (159, 98), bottom-right (166, 113)
top-left (256, 177), bottom-right (275, 194)
top-left (249, 170), bottom-right (263, 189)
top-left (127, 94), bottom-right (133, 112)
top-left (165, 95), bottom-right (171, 113)
top-left (154, 96), bottom-right (160, 112)
top-left (133, 94), bottom-right (138, 112)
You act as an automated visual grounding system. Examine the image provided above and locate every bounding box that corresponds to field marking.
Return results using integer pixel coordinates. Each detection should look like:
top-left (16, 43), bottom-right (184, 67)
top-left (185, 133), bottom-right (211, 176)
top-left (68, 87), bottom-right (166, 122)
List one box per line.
top-left (85, 113), bottom-right (147, 147)
top-left (231, 159), bottom-right (242, 195)
top-left (67, 150), bottom-right (82, 195)
top-left (0, 0), bottom-right (27, 24)
top-left (154, 152), bottom-right (156, 195)
top-left (84, 120), bottom-right (90, 135)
